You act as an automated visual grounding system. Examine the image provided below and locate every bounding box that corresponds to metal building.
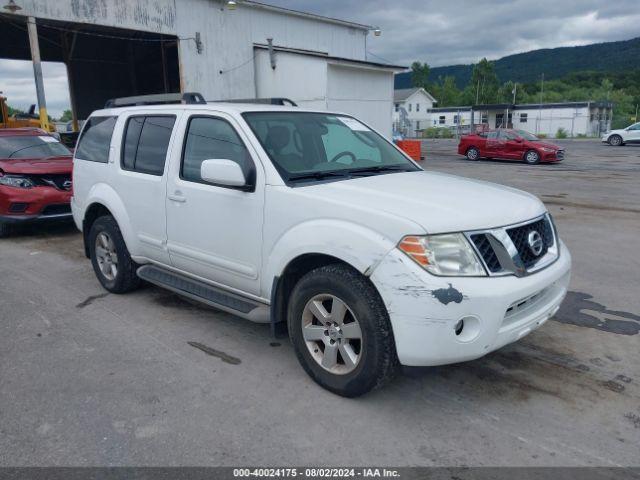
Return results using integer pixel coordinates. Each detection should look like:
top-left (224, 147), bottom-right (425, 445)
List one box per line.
top-left (0, 0), bottom-right (403, 135)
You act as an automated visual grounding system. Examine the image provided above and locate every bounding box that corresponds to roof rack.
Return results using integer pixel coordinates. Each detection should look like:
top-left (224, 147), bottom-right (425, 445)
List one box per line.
top-left (104, 92), bottom-right (206, 108)
top-left (215, 98), bottom-right (298, 107)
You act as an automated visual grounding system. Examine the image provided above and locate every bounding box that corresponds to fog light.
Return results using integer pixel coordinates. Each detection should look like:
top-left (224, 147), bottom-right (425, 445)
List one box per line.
top-left (454, 316), bottom-right (481, 342)
top-left (9, 202), bottom-right (28, 213)
top-left (454, 319), bottom-right (464, 336)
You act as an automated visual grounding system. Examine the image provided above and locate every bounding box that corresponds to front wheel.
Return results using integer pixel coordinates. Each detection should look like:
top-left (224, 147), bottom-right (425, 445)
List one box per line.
top-left (88, 215), bottom-right (140, 293)
top-left (466, 147), bottom-right (480, 161)
top-left (608, 135), bottom-right (623, 146)
top-left (288, 264), bottom-right (398, 397)
top-left (524, 149), bottom-right (541, 164)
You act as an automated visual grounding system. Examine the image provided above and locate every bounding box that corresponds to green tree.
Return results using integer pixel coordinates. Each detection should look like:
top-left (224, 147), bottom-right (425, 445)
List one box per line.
top-left (431, 76), bottom-right (460, 107)
top-left (470, 58), bottom-right (499, 104)
top-left (58, 109), bottom-right (73, 122)
top-left (410, 61), bottom-right (430, 89)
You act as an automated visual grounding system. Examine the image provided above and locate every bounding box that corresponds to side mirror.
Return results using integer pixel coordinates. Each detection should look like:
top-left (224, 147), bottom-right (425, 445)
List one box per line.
top-left (514, 137), bottom-right (523, 143)
top-left (200, 159), bottom-right (247, 188)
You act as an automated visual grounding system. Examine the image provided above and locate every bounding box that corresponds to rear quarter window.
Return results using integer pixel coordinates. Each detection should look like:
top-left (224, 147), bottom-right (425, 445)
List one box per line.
top-left (75, 116), bottom-right (117, 163)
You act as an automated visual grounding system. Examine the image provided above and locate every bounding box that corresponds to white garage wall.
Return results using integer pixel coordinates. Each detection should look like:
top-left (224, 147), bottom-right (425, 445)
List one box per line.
top-left (254, 50), bottom-right (327, 110)
top-left (327, 64), bottom-right (394, 137)
top-left (255, 51), bottom-right (396, 137)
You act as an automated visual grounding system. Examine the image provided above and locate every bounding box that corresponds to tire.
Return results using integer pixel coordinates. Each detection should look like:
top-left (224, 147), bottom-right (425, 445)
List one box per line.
top-left (288, 264), bottom-right (398, 397)
top-left (608, 135), bottom-right (623, 146)
top-left (466, 147), bottom-right (480, 161)
top-left (88, 215), bottom-right (140, 293)
top-left (524, 149), bottom-right (541, 165)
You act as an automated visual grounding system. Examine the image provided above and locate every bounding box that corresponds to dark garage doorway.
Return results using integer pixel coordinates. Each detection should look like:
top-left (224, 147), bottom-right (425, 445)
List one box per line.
top-left (0, 15), bottom-right (181, 120)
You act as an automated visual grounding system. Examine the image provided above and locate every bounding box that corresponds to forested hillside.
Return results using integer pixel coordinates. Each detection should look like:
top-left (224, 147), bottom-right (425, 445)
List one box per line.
top-left (395, 37), bottom-right (640, 89)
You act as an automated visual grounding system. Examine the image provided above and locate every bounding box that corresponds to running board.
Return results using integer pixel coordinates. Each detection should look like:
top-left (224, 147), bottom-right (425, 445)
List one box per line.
top-left (137, 265), bottom-right (269, 323)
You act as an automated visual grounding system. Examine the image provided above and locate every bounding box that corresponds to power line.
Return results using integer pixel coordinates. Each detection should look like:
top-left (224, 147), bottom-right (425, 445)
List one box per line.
top-left (0, 13), bottom-right (196, 44)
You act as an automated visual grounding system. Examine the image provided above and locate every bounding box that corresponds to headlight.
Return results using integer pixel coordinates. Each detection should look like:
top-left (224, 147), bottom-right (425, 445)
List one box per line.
top-left (398, 233), bottom-right (486, 276)
top-left (0, 174), bottom-right (35, 188)
top-left (541, 147), bottom-right (555, 153)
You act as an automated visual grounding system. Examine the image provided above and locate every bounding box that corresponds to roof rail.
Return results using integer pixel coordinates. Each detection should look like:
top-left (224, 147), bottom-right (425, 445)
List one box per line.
top-left (214, 98), bottom-right (298, 107)
top-left (104, 92), bottom-right (206, 108)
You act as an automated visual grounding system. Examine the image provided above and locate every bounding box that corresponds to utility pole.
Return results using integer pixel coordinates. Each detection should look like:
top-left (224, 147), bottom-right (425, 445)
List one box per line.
top-left (536, 73), bottom-right (544, 135)
top-left (27, 17), bottom-right (49, 132)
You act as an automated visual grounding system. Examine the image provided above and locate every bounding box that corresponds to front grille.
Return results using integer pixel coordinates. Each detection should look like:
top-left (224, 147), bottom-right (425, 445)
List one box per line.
top-left (470, 234), bottom-right (501, 272)
top-left (41, 204), bottom-right (71, 216)
top-left (28, 174), bottom-right (72, 190)
top-left (506, 217), bottom-right (554, 268)
top-left (556, 150), bottom-right (565, 160)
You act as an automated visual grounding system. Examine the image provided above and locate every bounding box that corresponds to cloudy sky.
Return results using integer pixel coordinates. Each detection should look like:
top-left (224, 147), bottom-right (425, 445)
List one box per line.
top-left (1, 0), bottom-right (638, 117)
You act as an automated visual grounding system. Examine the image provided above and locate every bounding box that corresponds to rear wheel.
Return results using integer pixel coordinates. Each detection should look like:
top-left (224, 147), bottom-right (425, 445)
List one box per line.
top-left (288, 264), bottom-right (398, 397)
top-left (608, 134), bottom-right (623, 146)
top-left (524, 149), bottom-right (540, 165)
top-left (88, 216), bottom-right (140, 293)
top-left (466, 147), bottom-right (480, 161)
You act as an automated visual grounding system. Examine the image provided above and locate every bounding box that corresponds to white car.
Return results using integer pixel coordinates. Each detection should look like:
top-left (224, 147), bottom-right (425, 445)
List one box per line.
top-left (71, 93), bottom-right (571, 397)
top-left (601, 122), bottom-right (640, 146)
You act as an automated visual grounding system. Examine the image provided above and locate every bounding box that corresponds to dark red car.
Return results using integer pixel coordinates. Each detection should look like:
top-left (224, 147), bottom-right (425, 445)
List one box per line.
top-left (0, 128), bottom-right (73, 236)
top-left (457, 129), bottom-right (564, 164)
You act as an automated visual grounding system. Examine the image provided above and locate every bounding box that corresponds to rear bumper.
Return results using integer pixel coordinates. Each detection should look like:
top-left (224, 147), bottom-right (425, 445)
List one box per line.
top-left (370, 240), bottom-right (571, 366)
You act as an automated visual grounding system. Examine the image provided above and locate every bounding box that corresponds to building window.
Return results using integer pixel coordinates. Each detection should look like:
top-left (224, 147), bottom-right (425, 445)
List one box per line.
top-left (439, 116), bottom-right (445, 125)
top-left (416, 121), bottom-right (420, 130)
top-left (520, 113), bottom-right (527, 123)
top-left (408, 104), bottom-right (412, 112)
top-left (395, 103), bottom-right (399, 112)
top-left (453, 115), bottom-right (459, 124)
top-left (416, 103), bottom-right (420, 112)
top-left (481, 113), bottom-right (488, 124)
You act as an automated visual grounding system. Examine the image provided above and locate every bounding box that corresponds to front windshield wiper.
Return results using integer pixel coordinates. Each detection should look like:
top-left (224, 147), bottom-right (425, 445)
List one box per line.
top-left (288, 171), bottom-right (351, 182)
top-left (348, 165), bottom-right (416, 176)
top-left (7, 144), bottom-right (45, 158)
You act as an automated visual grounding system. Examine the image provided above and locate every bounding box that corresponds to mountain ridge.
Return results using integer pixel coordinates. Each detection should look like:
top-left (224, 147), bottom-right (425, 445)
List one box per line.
top-left (394, 37), bottom-right (640, 89)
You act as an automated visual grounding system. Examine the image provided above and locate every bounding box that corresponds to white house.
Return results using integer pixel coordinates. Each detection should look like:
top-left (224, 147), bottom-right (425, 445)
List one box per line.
top-left (2, 0), bottom-right (404, 136)
top-left (392, 88), bottom-right (437, 135)
top-left (425, 101), bottom-right (613, 137)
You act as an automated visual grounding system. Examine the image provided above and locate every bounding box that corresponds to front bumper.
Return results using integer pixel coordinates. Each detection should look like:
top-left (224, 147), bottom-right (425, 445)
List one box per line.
top-left (0, 185), bottom-right (72, 224)
top-left (370, 240), bottom-right (571, 366)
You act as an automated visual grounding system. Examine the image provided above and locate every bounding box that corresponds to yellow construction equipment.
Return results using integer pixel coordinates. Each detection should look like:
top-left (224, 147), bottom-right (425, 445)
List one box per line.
top-left (0, 94), bottom-right (55, 132)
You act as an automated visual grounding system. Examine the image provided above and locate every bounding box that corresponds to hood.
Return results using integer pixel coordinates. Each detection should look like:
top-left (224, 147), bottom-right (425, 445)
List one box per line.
top-left (0, 156), bottom-right (72, 175)
top-left (303, 171), bottom-right (546, 233)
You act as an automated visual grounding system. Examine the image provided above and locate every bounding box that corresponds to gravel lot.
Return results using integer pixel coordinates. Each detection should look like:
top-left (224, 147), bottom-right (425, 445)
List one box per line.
top-left (1, 139), bottom-right (639, 467)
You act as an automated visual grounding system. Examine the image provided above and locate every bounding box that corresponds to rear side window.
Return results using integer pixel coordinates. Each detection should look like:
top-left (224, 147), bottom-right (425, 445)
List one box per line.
top-left (75, 116), bottom-right (117, 163)
top-left (121, 115), bottom-right (175, 175)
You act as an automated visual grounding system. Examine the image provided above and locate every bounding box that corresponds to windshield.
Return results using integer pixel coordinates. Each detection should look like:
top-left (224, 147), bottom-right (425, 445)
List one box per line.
top-left (242, 112), bottom-right (419, 182)
top-left (514, 129), bottom-right (540, 141)
top-left (0, 135), bottom-right (71, 159)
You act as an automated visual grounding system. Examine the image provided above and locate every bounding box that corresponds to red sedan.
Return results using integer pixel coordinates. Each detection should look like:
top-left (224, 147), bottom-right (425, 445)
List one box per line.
top-left (0, 128), bottom-right (73, 236)
top-left (457, 129), bottom-right (564, 164)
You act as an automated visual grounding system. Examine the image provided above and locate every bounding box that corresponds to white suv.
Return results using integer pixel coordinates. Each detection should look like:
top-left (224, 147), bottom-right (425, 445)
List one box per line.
top-left (72, 93), bottom-right (571, 397)
top-left (601, 121), bottom-right (640, 146)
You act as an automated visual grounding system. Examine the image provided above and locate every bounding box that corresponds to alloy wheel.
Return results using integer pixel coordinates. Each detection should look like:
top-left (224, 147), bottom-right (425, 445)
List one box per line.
top-left (302, 294), bottom-right (363, 375)
top-left (95, 232), bottom-right (118, 281)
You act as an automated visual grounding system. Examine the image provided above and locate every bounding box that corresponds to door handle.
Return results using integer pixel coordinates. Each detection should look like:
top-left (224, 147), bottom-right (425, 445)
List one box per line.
top-left (168, 192), bottom-right (186, 203)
